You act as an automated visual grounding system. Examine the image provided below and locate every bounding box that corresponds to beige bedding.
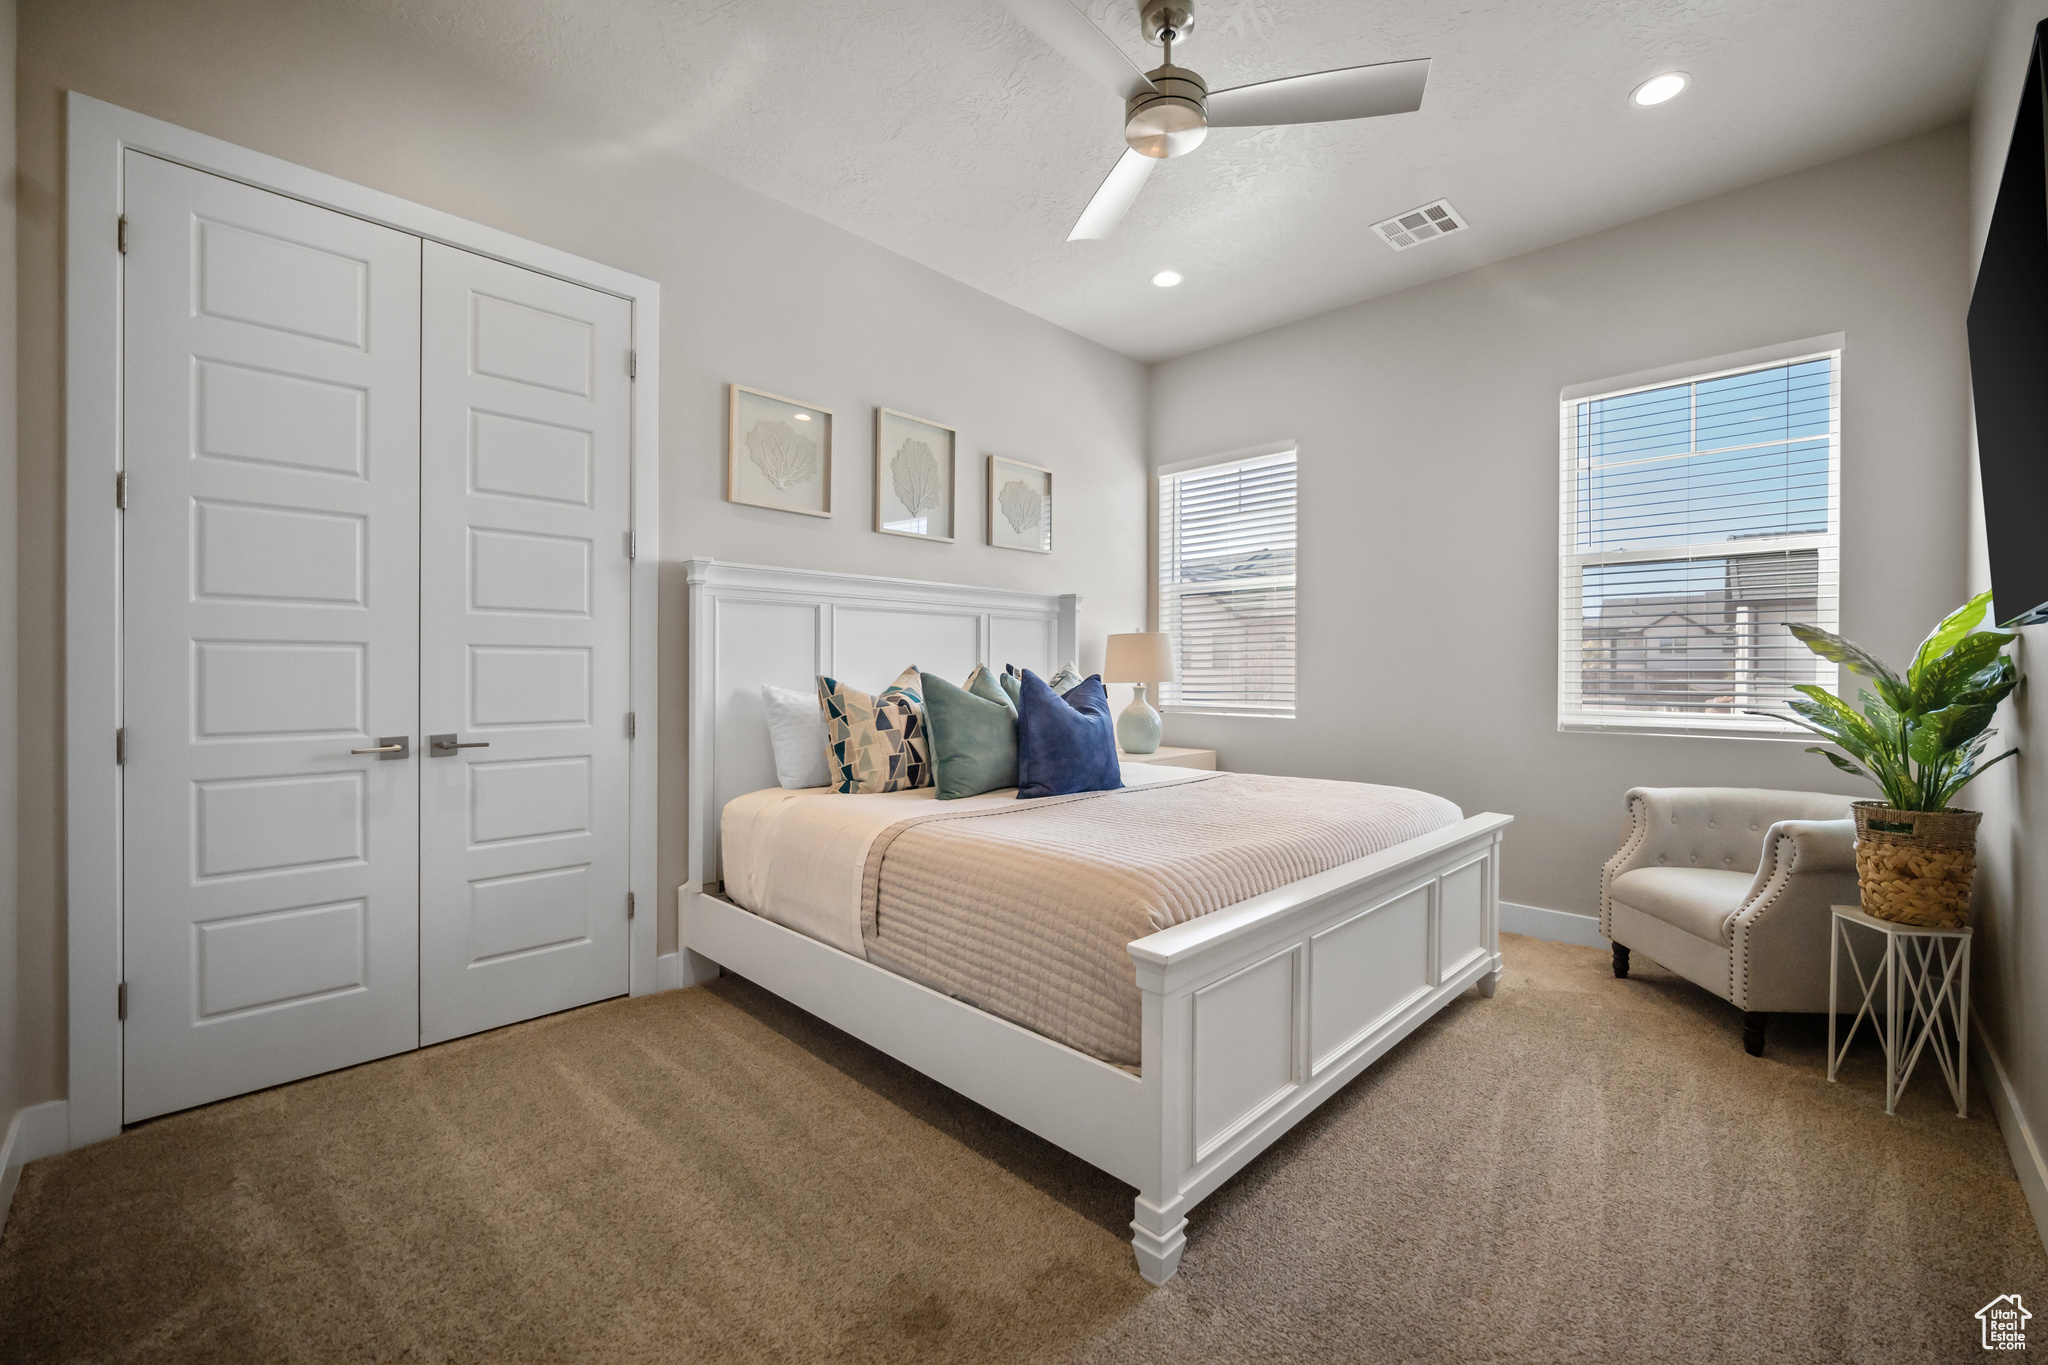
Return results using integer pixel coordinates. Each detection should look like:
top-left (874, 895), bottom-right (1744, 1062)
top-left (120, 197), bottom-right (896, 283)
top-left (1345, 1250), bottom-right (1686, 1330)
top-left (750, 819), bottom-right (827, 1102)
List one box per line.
top-left (857, 773), bottom-right (1460, 1066)
top-left (722, 769), bottom-right (1461, 1069)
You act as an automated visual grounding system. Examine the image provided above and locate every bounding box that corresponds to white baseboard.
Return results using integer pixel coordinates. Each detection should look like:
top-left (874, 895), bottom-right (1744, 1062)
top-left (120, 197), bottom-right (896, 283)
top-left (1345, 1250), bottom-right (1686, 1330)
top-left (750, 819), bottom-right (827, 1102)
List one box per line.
top-left (1500, 901), bottom-right (1609, 949)
top-left (654, 950), bottom-right (682, 992)
top-left (1, 1100), bottom-right (71, 1236)
top-left (1973, 1023), bottom-right (2048, 1259)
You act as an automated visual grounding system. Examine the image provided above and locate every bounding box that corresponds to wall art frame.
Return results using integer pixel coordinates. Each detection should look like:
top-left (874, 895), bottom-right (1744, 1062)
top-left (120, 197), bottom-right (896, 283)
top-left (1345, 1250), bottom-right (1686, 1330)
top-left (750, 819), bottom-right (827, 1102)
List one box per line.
top-left (874, 407), bottom-right (957, 542)
top-left (728, 383), bottom-right (833, 518)
top-left (987, 454), bottom-right (1053, 554)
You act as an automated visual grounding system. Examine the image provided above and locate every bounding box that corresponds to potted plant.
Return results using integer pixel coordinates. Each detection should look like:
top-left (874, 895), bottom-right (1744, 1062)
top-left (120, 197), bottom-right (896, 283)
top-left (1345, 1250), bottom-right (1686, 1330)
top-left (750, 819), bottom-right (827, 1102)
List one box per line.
top-left (1768, 592), bottom-right (2021, 929)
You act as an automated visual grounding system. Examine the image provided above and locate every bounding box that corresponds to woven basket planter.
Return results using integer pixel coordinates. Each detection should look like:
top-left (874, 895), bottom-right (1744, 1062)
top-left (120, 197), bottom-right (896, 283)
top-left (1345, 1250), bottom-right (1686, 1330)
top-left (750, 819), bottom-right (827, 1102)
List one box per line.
top-left (1852, 801), bottom-right (1981, 930)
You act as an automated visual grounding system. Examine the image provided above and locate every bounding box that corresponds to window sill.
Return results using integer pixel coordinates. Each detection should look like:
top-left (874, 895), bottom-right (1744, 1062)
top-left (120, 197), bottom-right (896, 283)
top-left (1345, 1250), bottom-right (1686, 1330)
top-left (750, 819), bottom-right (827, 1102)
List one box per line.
top-left (1559, 714), bottom-right (1809, 743)
top-left (1162, 706), bottom-right (1296, 721)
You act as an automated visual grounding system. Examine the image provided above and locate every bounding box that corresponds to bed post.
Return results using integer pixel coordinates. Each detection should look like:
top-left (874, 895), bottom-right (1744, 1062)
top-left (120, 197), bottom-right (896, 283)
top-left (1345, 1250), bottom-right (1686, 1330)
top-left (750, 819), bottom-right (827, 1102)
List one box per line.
top-left (681, 559), bottom-right (722, 987)
top-left (1131, 978), bottom-right (1189, 1285)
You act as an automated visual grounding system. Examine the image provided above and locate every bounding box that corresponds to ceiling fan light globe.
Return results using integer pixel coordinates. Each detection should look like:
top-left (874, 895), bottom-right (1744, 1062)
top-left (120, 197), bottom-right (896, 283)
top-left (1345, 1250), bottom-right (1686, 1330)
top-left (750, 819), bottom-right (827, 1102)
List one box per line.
top-left (1126, 97), bottom-right (1208, 158)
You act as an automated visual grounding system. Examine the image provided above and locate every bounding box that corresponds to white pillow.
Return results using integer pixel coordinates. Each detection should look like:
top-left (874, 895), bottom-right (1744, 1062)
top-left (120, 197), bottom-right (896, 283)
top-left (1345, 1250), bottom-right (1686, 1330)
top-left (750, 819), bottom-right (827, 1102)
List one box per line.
top-left (762, 684), bottom-right (831, 789)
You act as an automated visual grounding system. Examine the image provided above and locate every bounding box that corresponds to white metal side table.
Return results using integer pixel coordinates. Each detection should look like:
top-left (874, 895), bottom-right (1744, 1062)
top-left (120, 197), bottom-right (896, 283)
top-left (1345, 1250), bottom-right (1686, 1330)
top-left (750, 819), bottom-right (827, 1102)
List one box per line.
top-left (1827, 904), bottom-right (1971, 1117)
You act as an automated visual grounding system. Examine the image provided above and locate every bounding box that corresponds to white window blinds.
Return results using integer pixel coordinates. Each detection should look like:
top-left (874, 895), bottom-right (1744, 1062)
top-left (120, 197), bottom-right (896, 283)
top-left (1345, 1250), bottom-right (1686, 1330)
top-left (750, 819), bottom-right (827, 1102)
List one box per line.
top-left (1558, 349), bottom-right (1840, 736)
top-left (1158, 449), bottom-right (1297, 716)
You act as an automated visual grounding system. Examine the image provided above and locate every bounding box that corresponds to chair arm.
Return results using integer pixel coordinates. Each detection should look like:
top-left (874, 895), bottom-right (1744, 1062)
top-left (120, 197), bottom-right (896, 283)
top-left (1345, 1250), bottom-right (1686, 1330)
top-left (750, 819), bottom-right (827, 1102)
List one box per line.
top-left (1760, 819), bottom-right (1857, 878)
top-left (1726, 818), bottom-right (1861, 1012)
top-left (1599, 789), bottom-right (1662, 940)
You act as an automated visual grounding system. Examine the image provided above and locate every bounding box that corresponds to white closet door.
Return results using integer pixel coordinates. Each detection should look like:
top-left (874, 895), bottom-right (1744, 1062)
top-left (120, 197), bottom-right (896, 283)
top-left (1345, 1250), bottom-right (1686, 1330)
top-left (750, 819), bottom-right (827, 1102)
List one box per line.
top-left (120, 151), bottom-right (423, 1122)
top-left (418, 242), bottom-right (633, 1045)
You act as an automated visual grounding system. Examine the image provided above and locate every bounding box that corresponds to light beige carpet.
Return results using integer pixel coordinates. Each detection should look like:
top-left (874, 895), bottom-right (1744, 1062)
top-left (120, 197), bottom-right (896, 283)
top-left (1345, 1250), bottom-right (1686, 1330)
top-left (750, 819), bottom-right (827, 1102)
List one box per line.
top-left (2, 934), bottom-right (2042, 1363)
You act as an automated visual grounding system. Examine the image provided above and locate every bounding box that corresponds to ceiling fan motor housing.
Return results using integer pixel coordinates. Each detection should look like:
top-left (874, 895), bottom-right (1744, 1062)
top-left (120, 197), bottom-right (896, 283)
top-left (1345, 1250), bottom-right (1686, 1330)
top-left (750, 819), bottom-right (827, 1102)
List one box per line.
top-left (1126, 64), bottom-right (1208, 158)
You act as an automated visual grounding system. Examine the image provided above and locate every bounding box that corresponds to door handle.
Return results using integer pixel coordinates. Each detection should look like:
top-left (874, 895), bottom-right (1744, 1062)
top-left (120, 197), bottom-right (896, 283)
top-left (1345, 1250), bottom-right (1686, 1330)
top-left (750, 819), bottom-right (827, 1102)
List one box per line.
top-left (428, 733), bottom-right (491, 756)
top-left (352, 735), bottom-right (411, 759)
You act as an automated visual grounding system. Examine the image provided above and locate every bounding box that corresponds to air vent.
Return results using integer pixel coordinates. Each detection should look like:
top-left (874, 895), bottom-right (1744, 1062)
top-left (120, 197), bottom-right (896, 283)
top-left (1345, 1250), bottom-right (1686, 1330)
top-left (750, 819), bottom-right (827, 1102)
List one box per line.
top-left (1371, 199), bottom-right (1467, 252)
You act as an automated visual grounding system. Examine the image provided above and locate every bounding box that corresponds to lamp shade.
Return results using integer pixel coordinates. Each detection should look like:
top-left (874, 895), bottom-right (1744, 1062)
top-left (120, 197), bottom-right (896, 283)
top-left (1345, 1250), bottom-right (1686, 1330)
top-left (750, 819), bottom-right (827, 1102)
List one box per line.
top-left (1102, 632), bottom-right (1176, 684)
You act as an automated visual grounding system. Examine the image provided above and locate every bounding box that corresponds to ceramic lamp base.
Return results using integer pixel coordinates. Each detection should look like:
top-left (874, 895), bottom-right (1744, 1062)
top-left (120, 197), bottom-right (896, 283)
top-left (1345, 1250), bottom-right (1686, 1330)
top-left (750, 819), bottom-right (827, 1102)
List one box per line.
top-left (1117, 684), bottom-right (1162, 755)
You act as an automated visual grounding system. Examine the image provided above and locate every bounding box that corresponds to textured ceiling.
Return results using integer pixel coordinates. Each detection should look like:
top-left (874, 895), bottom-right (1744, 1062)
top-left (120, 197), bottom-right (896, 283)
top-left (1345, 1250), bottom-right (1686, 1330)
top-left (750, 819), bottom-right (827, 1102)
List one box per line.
top-left (339, 0), bottom-right (1994, 360)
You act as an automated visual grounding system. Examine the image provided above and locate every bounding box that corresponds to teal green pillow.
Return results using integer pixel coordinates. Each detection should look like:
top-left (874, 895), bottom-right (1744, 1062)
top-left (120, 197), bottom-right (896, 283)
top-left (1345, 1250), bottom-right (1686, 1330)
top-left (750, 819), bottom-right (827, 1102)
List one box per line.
top-left (967, 663), bottom-right (1015, 714)
top-left (999, 669), bottom-right (1022, 710)
top-left (922, 669), bottom-right (1019, 799)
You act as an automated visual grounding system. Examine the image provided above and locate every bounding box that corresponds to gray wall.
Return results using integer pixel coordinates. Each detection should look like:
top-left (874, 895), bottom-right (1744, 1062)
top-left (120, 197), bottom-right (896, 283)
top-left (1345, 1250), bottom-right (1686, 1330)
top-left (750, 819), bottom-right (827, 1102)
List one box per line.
top-left (0, 0), bottom-right (16, 1155)
top-left (12, 0), bottom-right (1148, 1110)
top-left (1150, 127), bottom-right (1972, 916)
top-left (1968, 0), bottom-right (2048, 1242)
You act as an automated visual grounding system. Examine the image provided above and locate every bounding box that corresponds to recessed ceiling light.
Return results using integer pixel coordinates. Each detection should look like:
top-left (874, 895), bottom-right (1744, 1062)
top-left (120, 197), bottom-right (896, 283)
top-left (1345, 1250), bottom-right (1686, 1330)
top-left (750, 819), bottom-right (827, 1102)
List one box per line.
top-left (1630, 72), bottom-right (1689, 107)
top-left (1152, 270), bottom-right (1183, 287)
top-left (794, 413), bottom-right (812, 421)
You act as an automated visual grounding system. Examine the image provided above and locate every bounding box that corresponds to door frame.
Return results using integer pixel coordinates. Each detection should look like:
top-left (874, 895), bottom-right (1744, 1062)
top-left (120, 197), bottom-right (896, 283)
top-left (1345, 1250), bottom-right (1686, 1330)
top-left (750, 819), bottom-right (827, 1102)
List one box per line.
top-left (65, 93), bottom-right (664, 1148)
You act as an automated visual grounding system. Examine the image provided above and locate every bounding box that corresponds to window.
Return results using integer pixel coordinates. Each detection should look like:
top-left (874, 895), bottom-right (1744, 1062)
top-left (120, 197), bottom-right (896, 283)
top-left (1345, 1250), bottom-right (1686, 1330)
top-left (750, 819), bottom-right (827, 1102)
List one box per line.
top-left (1558, 342), bottom-right (1840, 736)
top-left (1158, 445), bottom-right (1297, 717)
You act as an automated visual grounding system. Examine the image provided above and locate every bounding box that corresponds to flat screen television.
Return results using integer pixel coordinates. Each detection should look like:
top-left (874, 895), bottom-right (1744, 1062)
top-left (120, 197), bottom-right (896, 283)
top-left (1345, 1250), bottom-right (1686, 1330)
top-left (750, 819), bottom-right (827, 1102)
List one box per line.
top-left (1969, 20), bottom-right (2048, 624)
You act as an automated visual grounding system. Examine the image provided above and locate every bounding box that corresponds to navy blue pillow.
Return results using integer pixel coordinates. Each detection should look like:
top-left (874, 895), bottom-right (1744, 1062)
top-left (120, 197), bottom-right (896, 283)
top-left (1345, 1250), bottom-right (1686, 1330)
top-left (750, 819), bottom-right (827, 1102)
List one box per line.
top-left (1015, 669), bottom-right (1124, 799)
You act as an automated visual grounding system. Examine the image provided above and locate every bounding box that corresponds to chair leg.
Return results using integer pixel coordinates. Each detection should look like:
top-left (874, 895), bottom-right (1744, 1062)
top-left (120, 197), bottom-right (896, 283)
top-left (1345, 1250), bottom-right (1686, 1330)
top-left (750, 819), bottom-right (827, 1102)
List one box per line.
top-left (1612, 943), bottom-right (1630, 979)
top-left (1743, 1011), bottom-right (1768, 1057)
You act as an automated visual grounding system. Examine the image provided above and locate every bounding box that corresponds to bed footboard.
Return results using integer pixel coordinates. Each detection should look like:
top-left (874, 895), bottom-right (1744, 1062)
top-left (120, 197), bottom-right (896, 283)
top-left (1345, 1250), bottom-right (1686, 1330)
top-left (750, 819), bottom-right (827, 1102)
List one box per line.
top-left (680, 810), bottom-right (1510, 1286)
top-left (1124, 811), bottom-right (1511, 1282)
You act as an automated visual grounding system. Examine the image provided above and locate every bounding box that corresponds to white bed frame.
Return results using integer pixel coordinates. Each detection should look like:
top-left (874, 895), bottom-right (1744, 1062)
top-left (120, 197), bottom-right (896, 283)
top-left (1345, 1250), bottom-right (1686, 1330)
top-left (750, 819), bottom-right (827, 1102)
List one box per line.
top-left (681, 560), bottom-right (1510, 1283)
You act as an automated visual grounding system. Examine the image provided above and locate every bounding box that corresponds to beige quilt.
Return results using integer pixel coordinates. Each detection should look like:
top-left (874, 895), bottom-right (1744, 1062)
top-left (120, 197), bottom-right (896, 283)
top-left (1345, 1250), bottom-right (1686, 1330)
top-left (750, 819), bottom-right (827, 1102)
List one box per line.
top-left (857, 773), bottom-right (1461, 1068)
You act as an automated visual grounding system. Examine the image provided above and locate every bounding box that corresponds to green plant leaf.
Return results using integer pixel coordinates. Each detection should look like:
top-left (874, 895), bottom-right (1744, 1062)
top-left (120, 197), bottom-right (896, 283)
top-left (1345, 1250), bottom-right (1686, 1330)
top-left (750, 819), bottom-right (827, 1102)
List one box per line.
top-left (1792, 685), bottom-right (1883, 747)
top-left (1787, 623), bottom-right (1905, 699)
top-left (1950, 655), bottom-right (2020, 709)
top-left (1859, 688), bottom-right (1902, 750)
top-left (1909, 590), bottom-right (1993, 686)
top-left (1807, 746), bottom-right (1873, 782)
top-left (1912, 630), bottom-right (2016, 711)
top-left (1785, 707), bottom-right (1882, 770)
top-left (1942, 746), bottom-right (2020, 806)
top-left (1907, 702), bottom-right (1999, 767)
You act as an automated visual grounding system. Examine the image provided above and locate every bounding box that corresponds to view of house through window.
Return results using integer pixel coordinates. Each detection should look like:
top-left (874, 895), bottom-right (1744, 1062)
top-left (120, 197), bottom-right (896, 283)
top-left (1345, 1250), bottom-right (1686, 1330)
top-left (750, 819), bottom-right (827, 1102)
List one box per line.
top-left (1558, 348), bottom-right (1840, 735)
top-left (1158, 448), bottom-right (1297, 717)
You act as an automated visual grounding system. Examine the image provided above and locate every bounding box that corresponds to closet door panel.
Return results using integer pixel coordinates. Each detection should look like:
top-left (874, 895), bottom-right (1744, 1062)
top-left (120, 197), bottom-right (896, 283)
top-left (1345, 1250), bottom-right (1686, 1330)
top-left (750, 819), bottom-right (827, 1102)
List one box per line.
top-left (119, 151), bottom-right (423, 1122)
top-left (419, 242), bottom-right (633, 1045)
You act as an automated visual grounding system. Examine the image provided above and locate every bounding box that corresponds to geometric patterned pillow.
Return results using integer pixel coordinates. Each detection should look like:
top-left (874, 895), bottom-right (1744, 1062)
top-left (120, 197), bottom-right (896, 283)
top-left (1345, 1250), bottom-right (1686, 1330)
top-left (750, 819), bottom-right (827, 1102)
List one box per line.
top-left (818, 666), bottom-right (931, 794)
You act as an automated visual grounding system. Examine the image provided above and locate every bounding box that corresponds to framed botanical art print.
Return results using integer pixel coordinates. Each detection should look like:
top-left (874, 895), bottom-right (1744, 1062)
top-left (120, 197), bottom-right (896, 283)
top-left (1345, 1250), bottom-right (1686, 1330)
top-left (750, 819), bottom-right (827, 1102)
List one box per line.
top-left (874, 407), bottom-right (956, 541)
top-left (728, 384), bottom-right (832, 518)
top-left (987, 455), bottom-right (1053, 554)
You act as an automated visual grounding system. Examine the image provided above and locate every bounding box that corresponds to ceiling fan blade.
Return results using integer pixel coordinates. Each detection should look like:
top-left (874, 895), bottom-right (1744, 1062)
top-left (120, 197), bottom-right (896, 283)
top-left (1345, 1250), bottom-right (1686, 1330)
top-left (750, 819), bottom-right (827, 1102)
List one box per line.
top-left (1068, 148), bottom-right (1157, 241)
top-left (1207, 57), bottom-right (1430, 128)
top-left (999, 0), bottom-right (1158, 102)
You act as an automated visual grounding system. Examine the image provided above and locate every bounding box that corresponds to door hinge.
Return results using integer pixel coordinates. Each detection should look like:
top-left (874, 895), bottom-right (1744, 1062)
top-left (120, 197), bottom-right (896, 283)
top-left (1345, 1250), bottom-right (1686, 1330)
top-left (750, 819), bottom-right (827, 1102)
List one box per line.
top-left (627, 891), bottom-right (636, 920)
top-left (626, 711), bottom-right (637, 739)
top-left (115, 471), bottom-right (128, 509)
top-left (627, 349), bottom-right (637, 380)
top-left (626, 530), bottom-right (637, 560)
top-left (117, 215), bottom-right (128, 254)
top-left (115, 727), bottom-right (126, 765)
top-left (117, 981), bottom-right (128, 1021)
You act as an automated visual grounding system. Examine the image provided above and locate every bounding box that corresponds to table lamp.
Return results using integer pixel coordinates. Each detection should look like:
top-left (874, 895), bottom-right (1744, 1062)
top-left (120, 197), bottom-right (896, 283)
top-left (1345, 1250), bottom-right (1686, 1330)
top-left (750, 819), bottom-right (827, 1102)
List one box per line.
top-left (1103, 632), bottom-right (1176, 755)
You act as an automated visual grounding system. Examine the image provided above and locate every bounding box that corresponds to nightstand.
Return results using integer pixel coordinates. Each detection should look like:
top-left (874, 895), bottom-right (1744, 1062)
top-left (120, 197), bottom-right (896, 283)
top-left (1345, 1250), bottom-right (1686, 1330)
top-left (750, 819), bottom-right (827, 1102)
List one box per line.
top-left (1120, 746), bottom-right (1217, 770)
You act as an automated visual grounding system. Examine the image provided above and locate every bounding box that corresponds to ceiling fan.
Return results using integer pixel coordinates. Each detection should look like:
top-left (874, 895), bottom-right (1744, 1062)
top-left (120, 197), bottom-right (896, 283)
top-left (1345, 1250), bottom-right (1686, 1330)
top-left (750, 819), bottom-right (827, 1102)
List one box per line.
top-left (1001, 0), bottom-right (1430, 240)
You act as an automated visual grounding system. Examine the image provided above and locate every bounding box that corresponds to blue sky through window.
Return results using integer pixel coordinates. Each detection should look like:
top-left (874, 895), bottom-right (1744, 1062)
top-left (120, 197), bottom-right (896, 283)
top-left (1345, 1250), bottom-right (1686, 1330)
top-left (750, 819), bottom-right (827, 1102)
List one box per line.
top-left (1574, 357), bottom-right (1831, 616)
top-left (1574, 358), bottom-right (1831, 554)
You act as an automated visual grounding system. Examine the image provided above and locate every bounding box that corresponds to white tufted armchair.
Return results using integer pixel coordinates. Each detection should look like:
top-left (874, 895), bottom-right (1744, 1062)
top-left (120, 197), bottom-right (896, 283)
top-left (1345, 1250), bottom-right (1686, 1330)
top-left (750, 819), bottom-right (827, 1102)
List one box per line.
top-left (1601, 787), bottom-right (1857, 1056)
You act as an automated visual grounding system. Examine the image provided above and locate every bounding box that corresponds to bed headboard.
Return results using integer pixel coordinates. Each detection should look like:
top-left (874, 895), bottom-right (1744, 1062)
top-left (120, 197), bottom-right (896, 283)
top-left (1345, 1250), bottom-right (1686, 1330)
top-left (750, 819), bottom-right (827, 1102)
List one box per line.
top-left (684, 559), bottom-right (1079, 889)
